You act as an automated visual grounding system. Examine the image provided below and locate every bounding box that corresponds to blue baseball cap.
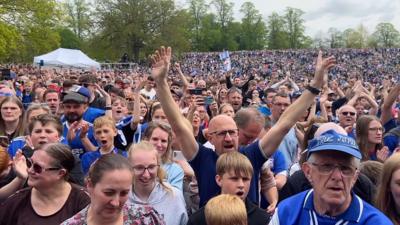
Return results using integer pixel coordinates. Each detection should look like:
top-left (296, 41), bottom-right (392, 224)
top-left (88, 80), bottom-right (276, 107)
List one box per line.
top-left (62, 85), bottom-right (91, 104)
top-left (307, 130), bottom-right (362, 159)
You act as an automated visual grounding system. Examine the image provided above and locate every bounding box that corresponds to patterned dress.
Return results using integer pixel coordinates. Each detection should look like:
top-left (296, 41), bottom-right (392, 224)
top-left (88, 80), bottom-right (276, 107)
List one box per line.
top-left (61, 203), bottom-right (165, 225)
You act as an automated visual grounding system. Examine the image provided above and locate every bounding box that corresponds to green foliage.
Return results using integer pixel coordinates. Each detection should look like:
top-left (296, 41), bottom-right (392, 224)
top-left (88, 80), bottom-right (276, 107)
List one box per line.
top-left (58, 27), bottom-right (81, 49)
top-left (0, 0), bottom-right (61, 62)
top-left (239, 1), bottom-right (267, 50)
top-left (372, 23), bottom-right (400, 47)
top-left (2, 0), bottom-right (400, 63)
top-left (267, 12), bottom-right (289, 49)
top-left (63, 0), bottom-right (92, 40)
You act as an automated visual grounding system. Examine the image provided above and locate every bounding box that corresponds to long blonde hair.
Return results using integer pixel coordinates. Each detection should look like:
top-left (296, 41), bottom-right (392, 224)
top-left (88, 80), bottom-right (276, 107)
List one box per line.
top-left (128, 141), bottom-right (171, 192)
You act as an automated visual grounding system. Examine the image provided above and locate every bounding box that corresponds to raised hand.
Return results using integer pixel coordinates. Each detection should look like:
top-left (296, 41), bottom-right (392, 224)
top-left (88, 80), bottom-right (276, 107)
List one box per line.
top-left (150, 46), bottom-right (172, 82)
top-left (13, 151), bottom-right (28, 180)
top-left (376, 146), bottom-right (390, 162)
top-left (312, 51), bottom-right (336, 89)
top-left (79, 122), bottom-right (90, 139)
top-left (67, 121), bottom-right (80, 142)
top-left (135, 77), bottom-right (148, 93)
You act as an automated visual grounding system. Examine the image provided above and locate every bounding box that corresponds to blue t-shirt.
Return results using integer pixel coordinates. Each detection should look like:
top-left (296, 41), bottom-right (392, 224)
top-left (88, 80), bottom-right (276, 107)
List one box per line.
top-left (162, 162), bottom-right (184, 191)
top-left (383, 119), bottom-right (400, 154)
top-left (61, 107), bottom-right (105, 124)
top-left (260, 150), bottom-right (288, 208)
top-left (189, 140), bottom-right (267, 207)
top-left (81, 147), bottom-right (127, 174)
top-left (62, 121), bottom-right (98, 158)
top-left (270, 189), bottom-right (393, 225)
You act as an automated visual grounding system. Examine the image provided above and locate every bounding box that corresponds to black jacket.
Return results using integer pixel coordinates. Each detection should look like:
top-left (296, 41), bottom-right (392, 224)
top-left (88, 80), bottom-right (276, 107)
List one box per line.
top-left (187, 198), bottom-right (270, 225)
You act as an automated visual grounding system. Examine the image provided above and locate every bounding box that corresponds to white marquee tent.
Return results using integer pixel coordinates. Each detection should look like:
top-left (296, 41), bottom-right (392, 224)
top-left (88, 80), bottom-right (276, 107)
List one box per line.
top-left (33, 48), bottom-right (100, 69)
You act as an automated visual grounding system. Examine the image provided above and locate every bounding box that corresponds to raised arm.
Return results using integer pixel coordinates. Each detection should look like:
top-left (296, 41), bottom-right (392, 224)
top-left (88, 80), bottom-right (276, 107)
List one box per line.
top-left (260, 51), bottom-right (336, 157)
top-left (381, 84), bottom-right (400, 125)
top-left (150, 47), bottom-right (198, 160)
top-left (174, 63), bottom-right (189, 94)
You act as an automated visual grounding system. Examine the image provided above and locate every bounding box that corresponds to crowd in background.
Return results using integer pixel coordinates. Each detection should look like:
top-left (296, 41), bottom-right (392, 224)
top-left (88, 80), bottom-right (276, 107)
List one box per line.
top-left (0, 47), bottom-right (400, 224)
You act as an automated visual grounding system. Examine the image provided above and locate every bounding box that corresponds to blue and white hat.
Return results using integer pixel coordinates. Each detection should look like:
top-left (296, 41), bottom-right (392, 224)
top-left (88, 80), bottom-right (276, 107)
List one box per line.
top-left (307, 130), bottom-right (362, 159)
top-left (62, 85), bottom-right (91, 104)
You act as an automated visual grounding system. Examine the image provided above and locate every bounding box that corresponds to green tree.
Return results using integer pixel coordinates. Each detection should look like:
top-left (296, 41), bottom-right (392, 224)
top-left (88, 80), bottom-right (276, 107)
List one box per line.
top-left (283, 7), bottom-right (306, 49)
top-left (239, 1), bottom-right (267, 50)
top-left (266, 12), bottom-right (288, 49)
top-left (63, 0), bottom-right (92, 40)
top-left (0, 0), bottom-right (61, 61)
top-left (373, 22), bottom-right (399, 47)
top-left (187, 0), bottom-right (208, 50)
top-left (92, 0), bottom-right (189, 62)
top-left (211, 0), bottom-right (234, 30)
top-left (58, 27), bottom-right (81, 49)
top-left (327, 27), bottom-right (344, 48)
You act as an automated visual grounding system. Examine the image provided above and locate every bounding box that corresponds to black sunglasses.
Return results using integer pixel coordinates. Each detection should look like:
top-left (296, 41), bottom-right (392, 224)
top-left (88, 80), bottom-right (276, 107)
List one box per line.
top-left (26, 158), bottom-right (61, 174)
top-left (341, 111), bottom-right (356, 116)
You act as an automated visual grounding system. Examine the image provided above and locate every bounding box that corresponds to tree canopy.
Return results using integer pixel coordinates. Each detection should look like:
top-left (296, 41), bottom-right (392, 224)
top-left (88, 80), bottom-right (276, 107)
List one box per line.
top-left (1, 0), bottom-right (399, 63)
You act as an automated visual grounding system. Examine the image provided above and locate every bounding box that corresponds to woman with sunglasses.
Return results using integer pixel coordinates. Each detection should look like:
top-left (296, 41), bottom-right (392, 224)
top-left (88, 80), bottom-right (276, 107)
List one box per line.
top-left (0, 143), bottom-right (90, 225)
top-left (62, 154), bottom-right (165, 225)
top-left (129, 141), bottom-right (188, 225)
top-left (356, 115), bottom-right (389, 162)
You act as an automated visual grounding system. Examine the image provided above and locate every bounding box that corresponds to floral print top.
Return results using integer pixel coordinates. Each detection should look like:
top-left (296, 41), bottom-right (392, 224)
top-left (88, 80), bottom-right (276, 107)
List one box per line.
top-left (60, 203), bottom-right (165, 225)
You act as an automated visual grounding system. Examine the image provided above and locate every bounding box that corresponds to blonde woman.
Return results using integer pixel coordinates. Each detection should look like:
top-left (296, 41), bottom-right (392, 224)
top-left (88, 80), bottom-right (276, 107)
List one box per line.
top-left (128, 141), bottom-right (188, 225)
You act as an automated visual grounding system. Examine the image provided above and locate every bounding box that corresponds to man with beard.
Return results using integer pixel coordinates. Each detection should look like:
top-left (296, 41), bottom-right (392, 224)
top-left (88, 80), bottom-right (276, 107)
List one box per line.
top-left (62, 85), bottom-right (97, 158)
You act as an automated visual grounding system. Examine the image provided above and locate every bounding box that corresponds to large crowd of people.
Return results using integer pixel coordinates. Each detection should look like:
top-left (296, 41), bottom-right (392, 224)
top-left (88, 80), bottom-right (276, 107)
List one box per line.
top-left (0, 46), bottom-right (400, 224)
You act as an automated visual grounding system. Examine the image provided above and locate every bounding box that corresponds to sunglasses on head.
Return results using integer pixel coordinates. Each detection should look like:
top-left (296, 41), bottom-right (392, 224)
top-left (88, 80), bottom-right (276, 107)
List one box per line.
top-left (341, 111), bottom-right (356, 116)
top-left (26, 158), bottom-right (61, 174)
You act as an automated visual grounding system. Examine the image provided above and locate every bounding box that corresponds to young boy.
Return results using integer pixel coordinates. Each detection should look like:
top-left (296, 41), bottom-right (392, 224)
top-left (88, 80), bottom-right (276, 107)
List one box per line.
top-left (81, 116), bottom-right (127, 174)
top-left (188, 151), bottom-right (271, 225)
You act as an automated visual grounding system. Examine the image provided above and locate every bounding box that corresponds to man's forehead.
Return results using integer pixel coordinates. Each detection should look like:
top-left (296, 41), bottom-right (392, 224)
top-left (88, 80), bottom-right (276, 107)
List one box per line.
top-left (311, 150), bottom-right (354, 162)
top-left (274, 96), bottom-right (290, 103)
top-left (209, 115), bottom-right (237, 129)
top-left (340, 106), bottom-right (356, 112)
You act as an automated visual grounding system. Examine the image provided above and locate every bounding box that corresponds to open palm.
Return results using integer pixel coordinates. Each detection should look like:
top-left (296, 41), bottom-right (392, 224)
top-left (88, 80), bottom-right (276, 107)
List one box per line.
top-left (151, 46), bottom-right (172, 81)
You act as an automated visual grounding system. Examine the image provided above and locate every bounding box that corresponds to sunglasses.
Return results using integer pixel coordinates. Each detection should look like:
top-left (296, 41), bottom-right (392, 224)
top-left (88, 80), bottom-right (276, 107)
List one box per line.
top-left (26, 158), bottom-right (61, 174)
top-left (341, 111), bottom-right (356, 116)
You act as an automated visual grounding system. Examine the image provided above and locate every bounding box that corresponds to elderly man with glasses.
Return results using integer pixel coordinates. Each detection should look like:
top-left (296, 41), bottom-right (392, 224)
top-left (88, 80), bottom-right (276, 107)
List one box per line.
top-left (270, 130), bottom-right (392, 225)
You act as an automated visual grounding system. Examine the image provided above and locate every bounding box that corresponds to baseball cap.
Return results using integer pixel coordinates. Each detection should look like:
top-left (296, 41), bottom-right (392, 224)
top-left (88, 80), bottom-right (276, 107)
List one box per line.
top-left (307, 130), bottom-right (362, 159)
top-left (62, 85), bottom-right (91, 104)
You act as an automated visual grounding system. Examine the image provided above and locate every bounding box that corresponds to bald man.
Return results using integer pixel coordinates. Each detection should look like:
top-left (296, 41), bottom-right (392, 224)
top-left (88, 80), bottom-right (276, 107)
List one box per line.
top-left (150, 46), bottom-right (334, 206)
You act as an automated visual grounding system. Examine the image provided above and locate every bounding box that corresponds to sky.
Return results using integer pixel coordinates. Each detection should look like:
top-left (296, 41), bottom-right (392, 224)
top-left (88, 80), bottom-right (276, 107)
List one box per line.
top-left (177, 0), bottom-right (400, 38)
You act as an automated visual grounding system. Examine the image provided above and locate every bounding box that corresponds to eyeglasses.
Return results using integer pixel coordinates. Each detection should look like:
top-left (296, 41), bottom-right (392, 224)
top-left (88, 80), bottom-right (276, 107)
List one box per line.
top-left (210, 129), bottom-right (238, 137)
top-left (132, 164), bottom-right (159, 174)
top-left (26, 158), bottom-right (61, 174)
top-left (369, 127), bottom-right (384, 132)
top-left (341, 111), bottom-right (356, 116)
top-left (310, 162), bottom-right (356, 177)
